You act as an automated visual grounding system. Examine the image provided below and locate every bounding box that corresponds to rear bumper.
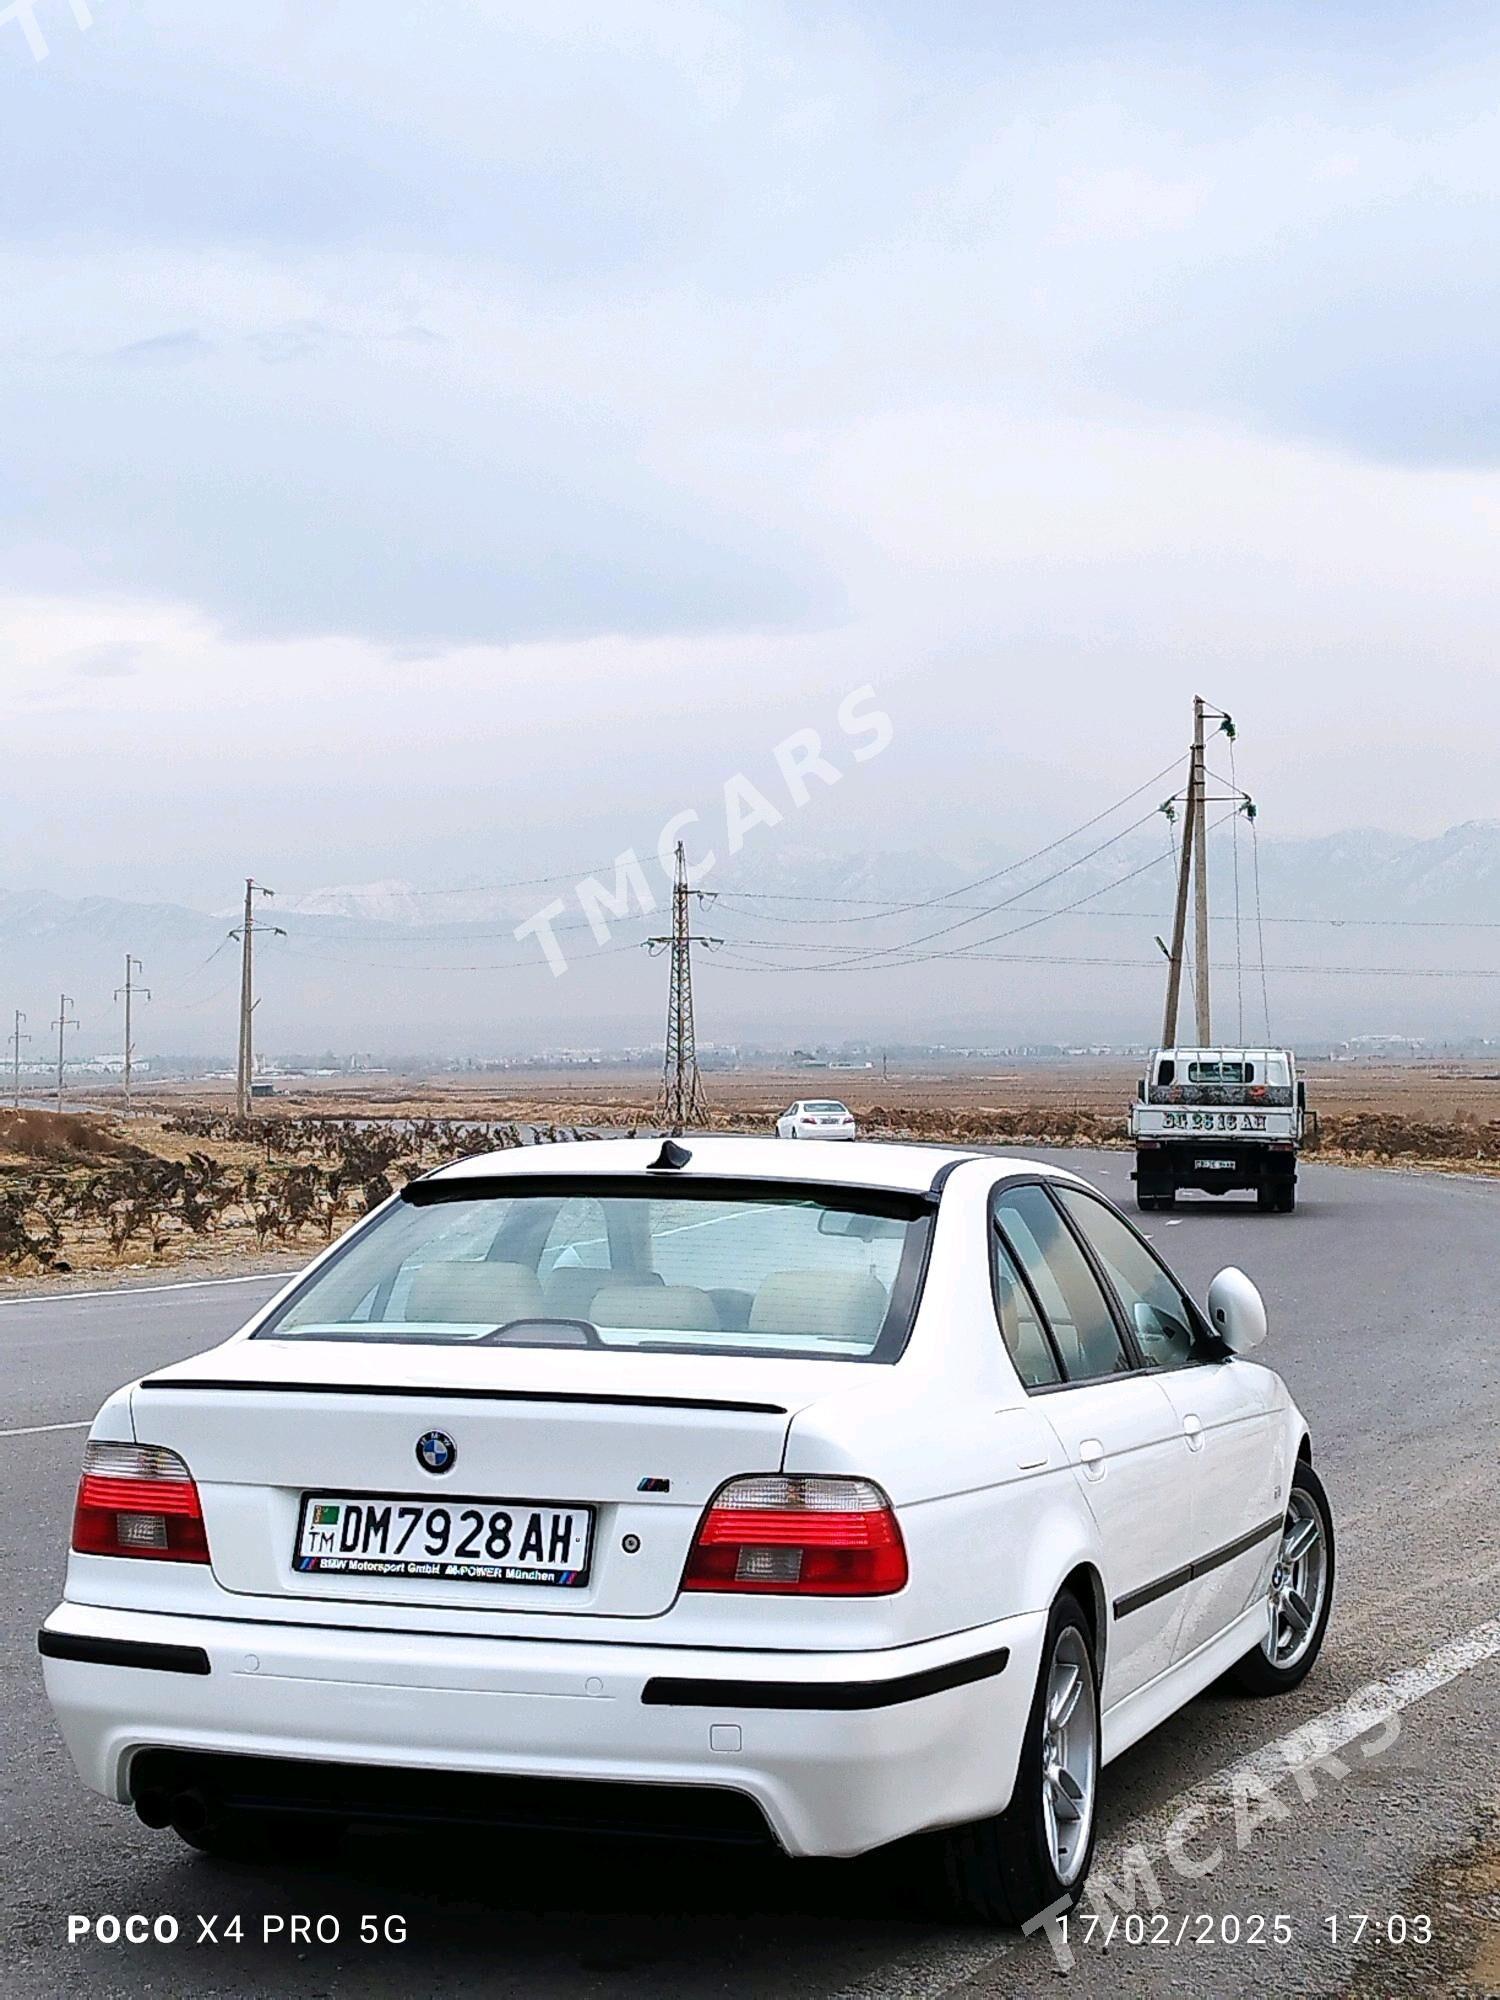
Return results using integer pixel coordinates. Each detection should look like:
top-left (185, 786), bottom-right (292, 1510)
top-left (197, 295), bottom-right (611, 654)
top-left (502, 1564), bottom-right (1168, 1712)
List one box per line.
top-left (1134, 1141), bottom-right (1296, 1190)
top-left (39, 1601), bottom-right (1045, 1858)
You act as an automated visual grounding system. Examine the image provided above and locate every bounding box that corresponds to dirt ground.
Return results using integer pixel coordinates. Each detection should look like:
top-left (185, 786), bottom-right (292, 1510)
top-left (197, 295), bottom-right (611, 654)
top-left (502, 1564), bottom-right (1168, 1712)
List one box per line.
top-left (89, 1055), bottom-right (1500, 1128)
top-left (9, 1058), bottom-right (1500, 1289)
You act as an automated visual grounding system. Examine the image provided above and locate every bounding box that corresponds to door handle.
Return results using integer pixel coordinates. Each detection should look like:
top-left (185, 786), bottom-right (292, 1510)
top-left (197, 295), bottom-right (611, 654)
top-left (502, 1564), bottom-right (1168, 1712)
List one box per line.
top-left (1182, 1415), bottom-right (1205, 1453)
top-left (1078, 1438), bottom-right (1106, 1481)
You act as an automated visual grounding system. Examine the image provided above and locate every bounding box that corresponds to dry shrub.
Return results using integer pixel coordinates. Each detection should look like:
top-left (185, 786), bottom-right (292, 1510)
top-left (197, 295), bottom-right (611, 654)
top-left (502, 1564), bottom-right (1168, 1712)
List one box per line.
top-left (0, 1109), bottom-right (150, 1166)
top-left (1308, 1112), bottom-right (1500, 1164)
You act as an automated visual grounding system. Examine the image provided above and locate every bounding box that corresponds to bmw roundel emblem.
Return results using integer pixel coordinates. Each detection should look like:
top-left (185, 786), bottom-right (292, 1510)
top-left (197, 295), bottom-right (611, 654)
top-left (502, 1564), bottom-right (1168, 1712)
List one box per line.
top-left (416, 1429), bottom-right (457, 1475)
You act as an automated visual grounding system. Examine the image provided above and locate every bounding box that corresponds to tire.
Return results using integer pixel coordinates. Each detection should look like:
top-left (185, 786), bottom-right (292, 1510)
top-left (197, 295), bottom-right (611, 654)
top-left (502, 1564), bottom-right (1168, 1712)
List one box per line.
top-left (934, 1591), bottom-right (1101, 1924)
top-left (1227, 1461), bottom-right (1334, 1695)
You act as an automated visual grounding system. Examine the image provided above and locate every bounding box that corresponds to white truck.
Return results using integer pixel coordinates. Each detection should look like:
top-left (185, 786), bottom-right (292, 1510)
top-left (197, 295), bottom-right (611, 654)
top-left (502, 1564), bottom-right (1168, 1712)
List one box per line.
top-left (1130, 1047), bottom-right (1307, 1213)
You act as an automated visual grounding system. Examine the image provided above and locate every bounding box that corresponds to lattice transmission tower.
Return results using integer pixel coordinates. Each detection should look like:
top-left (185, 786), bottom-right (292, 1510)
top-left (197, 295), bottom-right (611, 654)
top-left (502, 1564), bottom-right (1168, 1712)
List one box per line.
top-left (648, 842), bottom-right (720, 1132)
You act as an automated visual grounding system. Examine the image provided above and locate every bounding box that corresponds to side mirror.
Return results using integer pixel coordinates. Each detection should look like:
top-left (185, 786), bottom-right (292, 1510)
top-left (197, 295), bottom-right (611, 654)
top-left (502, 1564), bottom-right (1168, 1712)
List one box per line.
top-left (1206, 1267), bottom-right (1267, 1354)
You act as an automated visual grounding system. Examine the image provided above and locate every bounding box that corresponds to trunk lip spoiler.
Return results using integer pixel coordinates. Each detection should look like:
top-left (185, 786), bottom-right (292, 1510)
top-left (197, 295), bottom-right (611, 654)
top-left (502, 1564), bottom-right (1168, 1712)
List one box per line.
top-left (400, 1171), bottom-right (939, 1216)
top-left (134, 1379), bottom-right (789, 1417)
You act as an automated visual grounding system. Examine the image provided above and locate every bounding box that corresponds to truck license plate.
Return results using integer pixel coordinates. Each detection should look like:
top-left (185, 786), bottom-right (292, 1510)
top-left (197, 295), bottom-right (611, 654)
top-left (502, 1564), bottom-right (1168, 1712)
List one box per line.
top-left (1195, 1157), bottom-right (1236, 1171)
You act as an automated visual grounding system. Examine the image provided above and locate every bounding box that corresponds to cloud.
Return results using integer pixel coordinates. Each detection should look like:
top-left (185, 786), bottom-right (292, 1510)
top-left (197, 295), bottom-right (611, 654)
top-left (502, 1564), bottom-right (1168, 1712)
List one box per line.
top-left (69, 640), bottom-right (147, 678)
top-left (0, 0), bottom-right (1497, 850)
top-left (109, 330), bottom-right (214, 365)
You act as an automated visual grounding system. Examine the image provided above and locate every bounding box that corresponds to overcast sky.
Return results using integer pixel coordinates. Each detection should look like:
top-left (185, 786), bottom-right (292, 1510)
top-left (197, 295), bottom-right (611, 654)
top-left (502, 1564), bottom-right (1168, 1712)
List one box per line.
top-left (5, 0), bottom-right (1500, 914)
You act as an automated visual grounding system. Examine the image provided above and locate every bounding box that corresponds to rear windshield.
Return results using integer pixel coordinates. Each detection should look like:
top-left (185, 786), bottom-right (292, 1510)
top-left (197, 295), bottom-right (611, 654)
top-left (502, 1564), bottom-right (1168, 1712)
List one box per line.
top-left (255, 1179), bottom-right (931, 1363)
top-left (804, 1102), bottom-right (850, 1114)
top-left (1187, 1060), bottom-right (1248, 1085)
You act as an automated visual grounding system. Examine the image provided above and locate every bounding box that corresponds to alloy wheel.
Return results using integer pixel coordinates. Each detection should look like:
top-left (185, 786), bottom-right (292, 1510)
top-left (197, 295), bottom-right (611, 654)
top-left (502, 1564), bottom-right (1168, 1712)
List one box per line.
top-left (1266, 1490), bottom-right (1329, 1669)
top-left (1040, 1626), bottom-right (1097, 1885)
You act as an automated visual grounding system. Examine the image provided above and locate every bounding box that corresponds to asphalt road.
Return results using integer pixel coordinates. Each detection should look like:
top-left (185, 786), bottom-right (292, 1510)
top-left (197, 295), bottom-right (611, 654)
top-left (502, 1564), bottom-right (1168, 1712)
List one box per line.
top-left (2, 1152), bottom-right (1497, 1999)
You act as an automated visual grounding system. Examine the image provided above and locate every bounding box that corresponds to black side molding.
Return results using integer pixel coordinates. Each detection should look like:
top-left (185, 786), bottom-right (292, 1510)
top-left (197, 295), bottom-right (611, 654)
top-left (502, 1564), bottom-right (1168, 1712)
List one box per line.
top-left (642, 1645), bottom-right (1009, 1711)
top-left (1114, 1515), bottom-right (1283, 1621)
top-left (38, 1629), bottom-right (211, 1676)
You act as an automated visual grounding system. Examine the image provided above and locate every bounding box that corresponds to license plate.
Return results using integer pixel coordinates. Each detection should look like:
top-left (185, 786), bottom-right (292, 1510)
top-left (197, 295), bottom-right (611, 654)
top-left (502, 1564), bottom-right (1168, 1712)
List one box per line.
top-left (1195, 1157), bottom-right (1236, 1170)
top-left (294, 1493), bottom-right (593, 1586)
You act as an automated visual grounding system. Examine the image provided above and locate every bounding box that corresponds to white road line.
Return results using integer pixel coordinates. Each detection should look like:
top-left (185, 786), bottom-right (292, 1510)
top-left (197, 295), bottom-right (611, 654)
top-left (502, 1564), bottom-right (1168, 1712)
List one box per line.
top-left (0, 1272), bottom-right (288, 1309)
top-left (829, 1610), bottom-right (1500, 2000)
top-left (0, 1420), bottom-right (90, 1438)
top-left (1116, 1613), bottom-right (1500, 1866)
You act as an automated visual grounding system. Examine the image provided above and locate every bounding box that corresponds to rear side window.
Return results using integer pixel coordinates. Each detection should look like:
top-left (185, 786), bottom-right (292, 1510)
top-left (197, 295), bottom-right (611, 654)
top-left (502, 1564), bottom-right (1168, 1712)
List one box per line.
top-left (990, 1233), bottom-right (1061, 1387)
top-left (1054, 1189), bottom-right (1201, 1369)
top-left (994, 1185), bottom-right (1131, 1382)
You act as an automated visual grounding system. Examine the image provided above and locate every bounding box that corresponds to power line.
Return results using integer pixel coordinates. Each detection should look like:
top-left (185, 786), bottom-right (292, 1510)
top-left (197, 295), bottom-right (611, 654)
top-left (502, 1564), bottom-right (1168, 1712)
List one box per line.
top-left (1251, 813), bottom-right (1272, 1039)
top-left (340, 861), bottom-right (645, 901)
top-left (776, 805), bottom-right (1170, 974)
top-left (275, 936), bottom-right (645, 975)
top-left (798, 809), bottom-right (1240, 975)
top-left (712, 891), bottom-right (1500, 930)
top-left (709, 946), bottom-right (1500, 980)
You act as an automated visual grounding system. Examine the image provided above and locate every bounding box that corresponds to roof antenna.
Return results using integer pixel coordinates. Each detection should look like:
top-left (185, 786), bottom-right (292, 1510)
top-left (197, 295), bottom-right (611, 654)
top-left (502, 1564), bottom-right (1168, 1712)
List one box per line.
top-left (648, 1138), bottom-right (692, 1171)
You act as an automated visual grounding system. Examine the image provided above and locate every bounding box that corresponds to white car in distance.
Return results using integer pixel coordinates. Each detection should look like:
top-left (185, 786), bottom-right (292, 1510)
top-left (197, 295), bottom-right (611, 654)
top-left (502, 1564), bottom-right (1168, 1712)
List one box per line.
top-left (776, 1099), bottom-right (857, 1139)
top-left (40, 1137), bottom-right (1334, 1924)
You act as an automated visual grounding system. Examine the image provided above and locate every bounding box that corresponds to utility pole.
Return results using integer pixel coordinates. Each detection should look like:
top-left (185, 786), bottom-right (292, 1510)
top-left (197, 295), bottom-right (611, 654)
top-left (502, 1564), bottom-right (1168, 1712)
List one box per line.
top-left (1161, 768), bottom-right (1197, 1047)
top-left (1190, 694), bottom-right (1211, 1043)
top-left (114, 955), bottom-right (150, 1113)
top-left (52, 995), bottom-right (77, 1113)
top-left (647, 842), bottom-right (721, 1133)
top-left (7, 1010), bottom-right (30, 1110)
top-left (230, 880), bottom-right (285, 1117)
top-left (1161, 694), bottom-right (1230, 1046)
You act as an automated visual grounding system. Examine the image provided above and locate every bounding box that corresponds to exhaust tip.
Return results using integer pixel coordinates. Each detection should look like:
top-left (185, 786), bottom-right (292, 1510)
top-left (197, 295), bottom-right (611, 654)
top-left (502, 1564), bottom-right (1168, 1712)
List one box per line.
top-left (168, 1790), bottom-right (210, 1838)
top-left (133, 1789), bottom-right (172, 1830)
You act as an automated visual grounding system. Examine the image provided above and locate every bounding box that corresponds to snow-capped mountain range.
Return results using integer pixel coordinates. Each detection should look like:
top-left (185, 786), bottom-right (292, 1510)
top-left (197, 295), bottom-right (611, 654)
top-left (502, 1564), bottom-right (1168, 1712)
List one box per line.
top-left (6, 821), bottom-right (1500, 1056)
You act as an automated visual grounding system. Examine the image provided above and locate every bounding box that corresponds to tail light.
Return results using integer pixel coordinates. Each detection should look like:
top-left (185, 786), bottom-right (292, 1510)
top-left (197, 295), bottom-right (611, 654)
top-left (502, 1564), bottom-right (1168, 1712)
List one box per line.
top-left (71, 1442), bottom-right (210, 1563)
top-left (682, 1475), bottom-right (907, 1596)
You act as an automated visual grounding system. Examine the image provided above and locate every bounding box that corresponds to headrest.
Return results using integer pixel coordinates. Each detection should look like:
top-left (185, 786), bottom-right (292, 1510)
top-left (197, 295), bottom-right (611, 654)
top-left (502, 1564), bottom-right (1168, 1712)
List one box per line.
top-left (405, 1260), bottom-right (544, 1326)
top-left (591, 1283), bottom-right (720, 1331)
top-left (748, 1270), bottom-right (889, 1344)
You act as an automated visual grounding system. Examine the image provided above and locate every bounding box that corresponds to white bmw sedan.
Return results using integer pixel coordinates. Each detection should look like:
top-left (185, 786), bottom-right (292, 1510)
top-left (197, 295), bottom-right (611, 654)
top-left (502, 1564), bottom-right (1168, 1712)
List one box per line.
top-left (776, 1099), bottom-right (857, 1139)
top-left (40, 1137), bottom-right (1333, 1924)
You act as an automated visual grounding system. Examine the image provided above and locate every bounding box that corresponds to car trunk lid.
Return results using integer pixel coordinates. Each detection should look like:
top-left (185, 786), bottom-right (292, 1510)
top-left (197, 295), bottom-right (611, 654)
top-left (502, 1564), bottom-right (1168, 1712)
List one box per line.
top-left (130, 1338), bottom-right (824, 1618)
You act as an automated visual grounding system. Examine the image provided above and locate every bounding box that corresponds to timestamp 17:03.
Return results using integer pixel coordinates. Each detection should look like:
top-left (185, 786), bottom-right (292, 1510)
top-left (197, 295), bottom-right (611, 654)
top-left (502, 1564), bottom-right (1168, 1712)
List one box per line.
top-left (1325, 1914), bottom-right (1432, 1946)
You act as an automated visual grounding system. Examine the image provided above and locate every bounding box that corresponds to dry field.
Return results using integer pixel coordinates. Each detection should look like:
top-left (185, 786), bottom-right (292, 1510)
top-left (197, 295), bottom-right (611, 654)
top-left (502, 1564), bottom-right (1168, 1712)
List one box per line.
top-left (57, 1055), bottom-right (1500, 1155)
top-left (7, 1058), bottom-right (1500, 1284)
top-left (130, 1055), bottom-right (1500, 1156)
